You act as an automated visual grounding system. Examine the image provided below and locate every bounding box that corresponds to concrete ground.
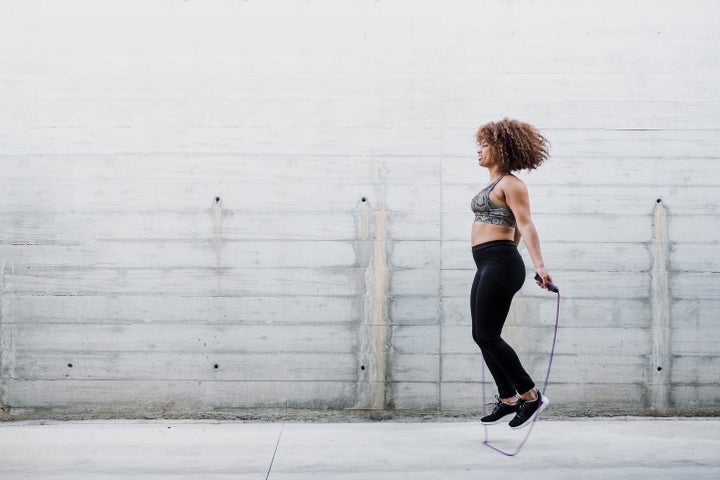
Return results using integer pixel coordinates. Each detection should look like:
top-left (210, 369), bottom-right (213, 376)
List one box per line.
top-left (0, 418), bottom-right (718, 479)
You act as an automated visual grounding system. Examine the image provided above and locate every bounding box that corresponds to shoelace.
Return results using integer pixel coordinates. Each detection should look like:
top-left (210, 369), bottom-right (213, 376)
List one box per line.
top-left (514, 396), bottom-right (538, 419)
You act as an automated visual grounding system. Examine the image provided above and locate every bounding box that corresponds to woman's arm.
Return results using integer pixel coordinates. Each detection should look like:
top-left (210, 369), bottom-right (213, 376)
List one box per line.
top-left (504, 178), bottom-right (553, 289)
top-left (513, 226), bottom-right (522, 246)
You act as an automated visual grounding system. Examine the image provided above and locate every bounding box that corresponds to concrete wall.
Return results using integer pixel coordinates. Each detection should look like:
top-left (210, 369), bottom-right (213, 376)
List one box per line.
top-left (1, 0), bottom-right (718, 418)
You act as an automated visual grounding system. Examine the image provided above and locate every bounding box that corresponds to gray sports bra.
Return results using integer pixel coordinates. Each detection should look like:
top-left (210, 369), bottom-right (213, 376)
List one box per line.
top-left (471, 176), bottom-right (517, 228)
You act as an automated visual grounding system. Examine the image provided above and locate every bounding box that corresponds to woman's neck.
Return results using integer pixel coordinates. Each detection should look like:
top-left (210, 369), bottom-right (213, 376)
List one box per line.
top-left (487, 167), bottom-right (504, 182)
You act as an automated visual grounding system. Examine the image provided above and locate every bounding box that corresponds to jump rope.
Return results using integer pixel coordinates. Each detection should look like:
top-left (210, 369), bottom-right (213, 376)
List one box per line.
top-left (480, 274), bottom-right (560, 457)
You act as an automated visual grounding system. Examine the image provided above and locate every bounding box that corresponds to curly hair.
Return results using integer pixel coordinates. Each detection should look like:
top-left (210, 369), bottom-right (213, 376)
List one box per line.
top-left (476, 118), bottom-right (549, 174)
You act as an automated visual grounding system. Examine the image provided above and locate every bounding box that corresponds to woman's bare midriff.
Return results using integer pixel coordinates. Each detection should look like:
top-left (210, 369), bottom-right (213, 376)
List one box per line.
top-left (471, 221), bottom-right (515, 247)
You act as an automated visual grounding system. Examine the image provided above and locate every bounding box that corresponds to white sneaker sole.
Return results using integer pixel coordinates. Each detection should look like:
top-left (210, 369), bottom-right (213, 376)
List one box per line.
top-left (480, 412), bottom-right (516, 425)
top-left (509, 395), bottom-right (549, 430)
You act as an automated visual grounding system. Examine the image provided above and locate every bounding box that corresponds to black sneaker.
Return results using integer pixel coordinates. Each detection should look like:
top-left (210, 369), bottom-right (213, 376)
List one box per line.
top-left (508, 390), bottom-right (549, 429)
top-left (480, 396), bottom-right (519, 425)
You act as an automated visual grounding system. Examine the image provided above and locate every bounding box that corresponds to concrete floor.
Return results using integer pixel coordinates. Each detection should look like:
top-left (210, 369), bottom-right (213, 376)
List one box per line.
top-left (0, 418), bottom-right (718, 479)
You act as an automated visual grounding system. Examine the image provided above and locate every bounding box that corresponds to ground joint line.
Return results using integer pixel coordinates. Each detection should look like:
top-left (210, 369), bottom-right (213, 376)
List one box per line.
top-left (265, 423), bottom-right (284, 480)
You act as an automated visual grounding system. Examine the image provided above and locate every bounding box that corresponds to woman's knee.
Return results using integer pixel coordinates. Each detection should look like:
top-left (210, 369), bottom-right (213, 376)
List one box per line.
top-left (473, 332), bottom-right (500, 350)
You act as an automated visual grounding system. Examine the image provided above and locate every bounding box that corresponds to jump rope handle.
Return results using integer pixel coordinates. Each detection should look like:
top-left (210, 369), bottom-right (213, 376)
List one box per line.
top-left (535, 274), bottom-right (559, 293)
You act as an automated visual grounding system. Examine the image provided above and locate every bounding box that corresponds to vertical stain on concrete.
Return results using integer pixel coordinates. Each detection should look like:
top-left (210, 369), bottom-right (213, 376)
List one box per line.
top-left (369, 200), bottom-right (389, 409)
top-left (650, 199), bottom-right (671, 413)
top-left (0, 261), bottom-right (7, 414)
top-left (0, 260), bottom-right (4, 322)
top-left (355, 197), bottom-right (389, 410)
top-left (211, 197), bottom-right (225, 291)
top-left (358, 198), bottom-right (369, 263)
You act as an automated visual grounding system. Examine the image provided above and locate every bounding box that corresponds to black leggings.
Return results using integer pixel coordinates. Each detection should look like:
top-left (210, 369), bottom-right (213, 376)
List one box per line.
top-left (471, 240), bottom-right (535, 398)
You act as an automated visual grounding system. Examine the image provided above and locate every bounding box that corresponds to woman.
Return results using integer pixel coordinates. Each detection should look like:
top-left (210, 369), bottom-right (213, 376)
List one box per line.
top-left (470, 118), bottom-right (553, 429)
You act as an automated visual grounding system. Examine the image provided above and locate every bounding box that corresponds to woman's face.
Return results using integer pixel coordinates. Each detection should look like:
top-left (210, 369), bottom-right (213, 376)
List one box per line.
top-left (477, 140), bottom-right (495, 168)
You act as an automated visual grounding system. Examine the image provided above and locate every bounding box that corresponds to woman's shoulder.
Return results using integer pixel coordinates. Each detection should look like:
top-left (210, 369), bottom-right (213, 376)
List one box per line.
top-left (500, 174), bottom-right (526, 187)
top-left (499, 174), bottom-right (528, 196)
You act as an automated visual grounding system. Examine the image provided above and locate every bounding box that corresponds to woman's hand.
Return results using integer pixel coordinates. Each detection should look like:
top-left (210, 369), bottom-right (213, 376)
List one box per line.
top-left (534, 267), bottom-right (553, 290)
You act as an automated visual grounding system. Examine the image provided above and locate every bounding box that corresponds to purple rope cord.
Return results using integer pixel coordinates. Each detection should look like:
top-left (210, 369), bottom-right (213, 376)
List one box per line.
top-left (481, 289), bottom-right (561, 457)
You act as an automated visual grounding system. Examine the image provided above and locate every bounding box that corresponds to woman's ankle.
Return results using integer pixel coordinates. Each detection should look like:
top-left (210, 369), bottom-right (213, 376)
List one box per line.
top-left (518, 389), bottom-right (538, 401)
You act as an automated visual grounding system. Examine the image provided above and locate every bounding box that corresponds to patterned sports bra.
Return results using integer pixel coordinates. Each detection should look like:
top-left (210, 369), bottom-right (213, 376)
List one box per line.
top-left (470, 176), bottom-right (517, 228)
